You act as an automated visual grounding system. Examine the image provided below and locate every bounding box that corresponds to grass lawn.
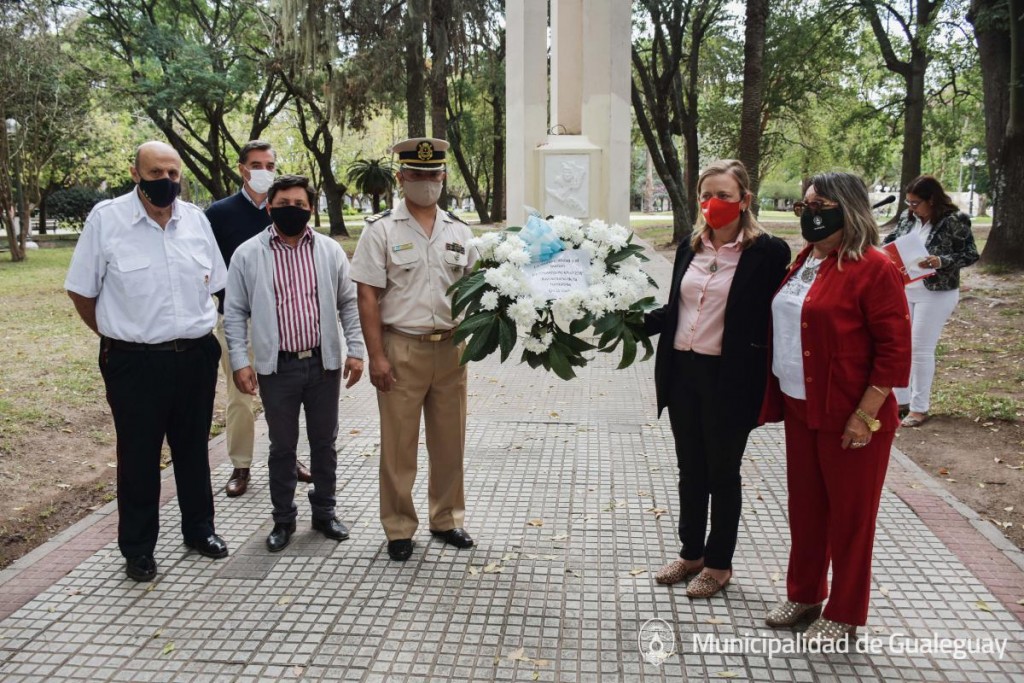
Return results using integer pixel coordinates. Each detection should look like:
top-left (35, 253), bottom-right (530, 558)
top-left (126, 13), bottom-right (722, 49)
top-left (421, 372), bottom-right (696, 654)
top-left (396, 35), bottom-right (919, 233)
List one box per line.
top-left (0, 249), bottom-right (104, 447)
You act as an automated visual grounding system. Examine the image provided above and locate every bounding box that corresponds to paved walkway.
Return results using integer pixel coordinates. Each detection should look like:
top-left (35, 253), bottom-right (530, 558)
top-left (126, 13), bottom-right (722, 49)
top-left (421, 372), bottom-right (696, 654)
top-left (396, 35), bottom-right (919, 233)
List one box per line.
top-left (1, 245), bottom-right (1023, 682)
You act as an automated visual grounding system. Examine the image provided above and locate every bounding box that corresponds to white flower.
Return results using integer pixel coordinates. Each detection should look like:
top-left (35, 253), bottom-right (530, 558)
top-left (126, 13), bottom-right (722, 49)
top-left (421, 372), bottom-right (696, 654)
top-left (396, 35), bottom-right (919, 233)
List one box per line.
top-left (480, 291), bottom-right (499, 311)
top-left (588, 259), bottom-right (607, 283)
top-left (469, 232), bottom-right (501, 261)
top-left (552, 294), bottom-right (585, 323)
top-left (522, 332), bottom-right (553, 353)
top-left (506, 297), bottom-right (540, 328)
top-left (494, 234), bottom-right (528, 264)
top-left (550, 216), bottom-right (585, 245)
top-left (505, 249), bottom-right (531, 267)
top-left (606, 223), bottom-right (630, 250)
top-left (484, 263), bottom-right (530, 298)
top-left (585, 219), bottom-right (612, 245)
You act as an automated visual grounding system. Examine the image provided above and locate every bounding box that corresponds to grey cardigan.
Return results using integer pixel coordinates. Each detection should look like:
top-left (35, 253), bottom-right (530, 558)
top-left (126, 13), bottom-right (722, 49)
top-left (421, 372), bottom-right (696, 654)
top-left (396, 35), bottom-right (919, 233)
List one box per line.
top-left (224, 228), bottom-right (365, 375)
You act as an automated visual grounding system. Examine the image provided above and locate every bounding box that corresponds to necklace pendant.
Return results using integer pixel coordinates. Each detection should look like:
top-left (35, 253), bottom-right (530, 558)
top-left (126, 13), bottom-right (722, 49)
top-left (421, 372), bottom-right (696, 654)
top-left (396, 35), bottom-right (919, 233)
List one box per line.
top-left (709, 261), bottom-right (718, 273)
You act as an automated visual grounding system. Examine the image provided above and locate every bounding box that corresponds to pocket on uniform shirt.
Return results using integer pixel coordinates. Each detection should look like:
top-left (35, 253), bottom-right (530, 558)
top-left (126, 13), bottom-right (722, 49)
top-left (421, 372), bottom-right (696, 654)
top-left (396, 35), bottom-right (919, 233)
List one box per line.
top-left (191, 252), bottom-right (213, 297)
top-left (115, 255), bottom-right (154, 298)
top-left (388, 246), bottom-right (420, 286)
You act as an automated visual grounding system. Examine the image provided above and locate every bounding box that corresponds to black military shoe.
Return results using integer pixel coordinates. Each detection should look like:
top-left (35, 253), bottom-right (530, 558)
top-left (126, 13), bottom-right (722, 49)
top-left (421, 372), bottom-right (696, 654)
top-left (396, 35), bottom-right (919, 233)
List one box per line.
top-left (185, 534), bottom-right (229, 559)
top-left (266, 522), bottom-right (297, 552)
top-left (312, 517), bottom-right (350, 541)
top-left (387, 539), bottom-right (414, 561)
top-left (430, 527), bottom-right (475, 549)
top-left (125, 554), bottom-right (157, 582)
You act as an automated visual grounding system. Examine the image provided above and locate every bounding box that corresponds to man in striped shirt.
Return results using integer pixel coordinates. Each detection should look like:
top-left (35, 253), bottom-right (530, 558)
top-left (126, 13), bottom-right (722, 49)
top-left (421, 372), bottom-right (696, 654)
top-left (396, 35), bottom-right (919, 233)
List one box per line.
top-left (224, 175), bottom-right (365, 552)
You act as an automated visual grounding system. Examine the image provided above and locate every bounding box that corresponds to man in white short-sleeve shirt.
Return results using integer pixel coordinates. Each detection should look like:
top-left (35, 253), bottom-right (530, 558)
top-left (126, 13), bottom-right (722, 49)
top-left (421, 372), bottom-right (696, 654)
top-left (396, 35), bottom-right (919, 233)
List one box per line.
top-left (65, 141), bottom-right (230, 583)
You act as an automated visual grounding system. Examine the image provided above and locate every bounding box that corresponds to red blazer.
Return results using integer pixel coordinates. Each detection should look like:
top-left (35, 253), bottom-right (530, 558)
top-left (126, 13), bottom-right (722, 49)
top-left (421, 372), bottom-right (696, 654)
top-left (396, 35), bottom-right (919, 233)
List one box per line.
top-left (760, 245), bottom-right (911, 432)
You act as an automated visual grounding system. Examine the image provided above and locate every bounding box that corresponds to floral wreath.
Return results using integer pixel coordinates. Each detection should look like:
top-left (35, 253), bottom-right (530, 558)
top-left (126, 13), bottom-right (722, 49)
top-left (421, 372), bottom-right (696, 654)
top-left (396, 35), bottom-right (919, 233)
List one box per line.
top-left (447, 216), bottom-right (658, 380)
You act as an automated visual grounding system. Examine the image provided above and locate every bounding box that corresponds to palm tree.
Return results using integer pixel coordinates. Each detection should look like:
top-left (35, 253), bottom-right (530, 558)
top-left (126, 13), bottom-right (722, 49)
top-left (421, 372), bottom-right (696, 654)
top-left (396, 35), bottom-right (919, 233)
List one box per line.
top-left (347, 157), bottom-right (397, 214)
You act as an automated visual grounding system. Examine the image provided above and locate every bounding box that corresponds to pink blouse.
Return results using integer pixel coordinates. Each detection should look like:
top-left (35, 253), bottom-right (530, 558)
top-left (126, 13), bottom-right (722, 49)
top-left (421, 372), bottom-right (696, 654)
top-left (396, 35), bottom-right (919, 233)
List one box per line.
top-left (673, 232), bottom-right (742, 356)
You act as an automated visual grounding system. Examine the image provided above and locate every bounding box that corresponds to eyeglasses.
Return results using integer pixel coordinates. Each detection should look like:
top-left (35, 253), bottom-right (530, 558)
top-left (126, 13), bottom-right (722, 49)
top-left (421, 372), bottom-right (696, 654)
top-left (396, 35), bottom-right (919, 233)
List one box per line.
top-left (793, 200), bottom-right (839, 217)
top-left (905, 199), bottom-right (924, 208)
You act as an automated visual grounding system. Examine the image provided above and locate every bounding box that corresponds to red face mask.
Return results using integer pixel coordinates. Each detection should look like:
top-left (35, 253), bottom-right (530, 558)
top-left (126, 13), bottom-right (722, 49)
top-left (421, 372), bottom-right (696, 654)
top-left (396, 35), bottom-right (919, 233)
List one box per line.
top-left (700, 197), bottom-right (743, 230)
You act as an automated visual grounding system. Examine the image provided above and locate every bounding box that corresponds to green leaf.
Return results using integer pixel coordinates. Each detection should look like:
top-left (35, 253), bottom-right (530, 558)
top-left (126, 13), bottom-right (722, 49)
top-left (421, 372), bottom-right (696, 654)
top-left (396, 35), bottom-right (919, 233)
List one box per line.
top-left (453, 311), bottom-right (498, 345)
top-left (460, 323), bottom-right (500, 364)
top-left (569, 313), bottom-right (593, 335)
top-left (639, 333), bottom-right (655, 361)
top-left (554, 327), bottom-right (596, 353)
top-left (446, 269), bottom-right (480, 297)
top-left (598, 322), bottom-right (625, 349)
top-left (451, 272), bottom-right (489, 318)
top-left (617, 329), bottom-right (637, 369)
top-left (523, 350), bottom-right (544, 368)
top-left (505, 226), bottom-right (523, 233)
top-left (593, 313), bottom-right (621, 335)
top-left (547, 344), bottom-right (577, 380)
top-left (497, 316), bottom-right (516, 362)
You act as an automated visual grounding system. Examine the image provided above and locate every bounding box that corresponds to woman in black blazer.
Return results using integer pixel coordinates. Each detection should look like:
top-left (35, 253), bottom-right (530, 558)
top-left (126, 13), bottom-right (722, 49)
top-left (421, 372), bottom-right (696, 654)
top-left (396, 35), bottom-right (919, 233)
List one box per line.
top-left (645, 159), bottom-right (790, 598)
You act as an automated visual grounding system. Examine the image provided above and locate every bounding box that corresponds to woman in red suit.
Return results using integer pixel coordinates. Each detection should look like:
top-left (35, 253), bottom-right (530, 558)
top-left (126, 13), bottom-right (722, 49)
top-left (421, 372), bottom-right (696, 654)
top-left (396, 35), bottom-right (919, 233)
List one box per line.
top-left (761, 172), bottom-right (910, 641)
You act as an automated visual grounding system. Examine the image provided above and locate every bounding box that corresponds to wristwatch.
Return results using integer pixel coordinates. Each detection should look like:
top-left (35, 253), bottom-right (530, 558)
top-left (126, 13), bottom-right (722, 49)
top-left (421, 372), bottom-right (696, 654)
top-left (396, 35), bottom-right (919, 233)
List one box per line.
top-left (855, 409), bottom-right (881, 432)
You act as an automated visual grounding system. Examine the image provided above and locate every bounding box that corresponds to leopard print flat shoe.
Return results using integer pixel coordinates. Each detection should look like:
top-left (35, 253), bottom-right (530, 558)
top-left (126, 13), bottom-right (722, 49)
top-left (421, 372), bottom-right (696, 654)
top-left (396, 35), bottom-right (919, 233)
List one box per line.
top-left (654, 558), bottom-right (704, 585)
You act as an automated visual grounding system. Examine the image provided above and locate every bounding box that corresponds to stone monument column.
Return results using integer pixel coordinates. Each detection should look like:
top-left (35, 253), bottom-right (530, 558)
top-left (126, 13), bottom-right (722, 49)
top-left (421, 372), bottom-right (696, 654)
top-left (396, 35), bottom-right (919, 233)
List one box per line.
top-left (506, 0), bottom-right (631, 228)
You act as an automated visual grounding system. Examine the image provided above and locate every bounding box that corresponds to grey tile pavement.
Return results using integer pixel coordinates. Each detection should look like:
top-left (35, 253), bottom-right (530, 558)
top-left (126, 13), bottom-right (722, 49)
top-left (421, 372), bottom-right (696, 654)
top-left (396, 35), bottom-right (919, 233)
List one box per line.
top-left (0, 243), bottom-right (1022, 682)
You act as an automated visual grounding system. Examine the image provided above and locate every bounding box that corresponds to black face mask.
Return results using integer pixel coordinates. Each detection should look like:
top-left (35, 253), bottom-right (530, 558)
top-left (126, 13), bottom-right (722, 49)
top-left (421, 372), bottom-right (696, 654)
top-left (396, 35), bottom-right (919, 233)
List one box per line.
top-left (137, 177), bottom-right (181, 208)
top-left (800, 206), bottom-right (845, 243)
top-left (270, 206), bottom-right (311, 237)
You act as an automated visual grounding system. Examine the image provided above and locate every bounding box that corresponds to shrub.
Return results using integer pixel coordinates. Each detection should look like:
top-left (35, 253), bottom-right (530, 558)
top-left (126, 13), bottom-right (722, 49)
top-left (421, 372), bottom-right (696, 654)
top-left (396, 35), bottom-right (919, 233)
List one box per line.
top-left (46, 187), bottom-right (110, 231)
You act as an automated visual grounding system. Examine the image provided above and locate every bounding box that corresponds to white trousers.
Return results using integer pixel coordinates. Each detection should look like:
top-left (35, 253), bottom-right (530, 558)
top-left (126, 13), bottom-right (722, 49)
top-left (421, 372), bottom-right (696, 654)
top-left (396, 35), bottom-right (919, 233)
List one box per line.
top-left (894, 287), bottom-right (959, 413)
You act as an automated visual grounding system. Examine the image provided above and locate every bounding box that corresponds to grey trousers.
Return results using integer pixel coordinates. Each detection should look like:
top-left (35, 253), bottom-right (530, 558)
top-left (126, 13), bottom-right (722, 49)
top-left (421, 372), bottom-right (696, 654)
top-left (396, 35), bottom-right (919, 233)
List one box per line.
top-left (258, 356), bottom-right (341, 524)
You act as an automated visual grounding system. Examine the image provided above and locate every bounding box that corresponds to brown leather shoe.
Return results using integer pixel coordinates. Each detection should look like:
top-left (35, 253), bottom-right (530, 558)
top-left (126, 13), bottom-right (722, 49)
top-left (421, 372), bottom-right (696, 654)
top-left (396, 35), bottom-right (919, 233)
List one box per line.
top-left (225, 468), bottom-right (250, 497)
top-left (296, 461), bottom-right (313, 483)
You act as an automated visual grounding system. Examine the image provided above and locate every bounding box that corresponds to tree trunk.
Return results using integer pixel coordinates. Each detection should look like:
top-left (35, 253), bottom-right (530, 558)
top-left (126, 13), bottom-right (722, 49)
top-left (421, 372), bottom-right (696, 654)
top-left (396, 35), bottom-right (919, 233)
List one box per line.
top-left (322, 175), bottom-right (347, 237)
top-left (371, 193), bottom-right (382, 214)
top-left (405, 0), bottom-right (427, 138)
top-left (971, 0), bottom-right (1024, 267)
top-left (738, 0), bottom-right (770, 209)
top-left (643, 150), bottom-right (654, 213)
top-left (429, 0), bottom-right (451, 209)
top-left (489, 69), bottom-right (505, 223)
top-left (449, 137), bottom-right (490, 224)
top-left (898, 55), bottom-right (928, 206)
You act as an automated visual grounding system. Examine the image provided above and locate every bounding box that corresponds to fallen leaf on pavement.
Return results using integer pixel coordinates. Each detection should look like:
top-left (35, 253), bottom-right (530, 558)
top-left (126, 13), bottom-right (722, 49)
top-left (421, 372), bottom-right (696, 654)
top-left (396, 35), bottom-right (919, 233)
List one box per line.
top-left (706, 617), bottom-right (725, 625)
top-left (468, 566), bottom-right (479, 576)
top-left (976, 600), bottom-right (992, 612)
top-left (646, 507), bottom-right (669, 519)
top-left (277, 596), bottom-right (292, 606)
top-left (527, 519), bottom-right (544, 527)
top-left (162, 642), bottom-right (174, 655)
top-left (628, 568), bottom-right (647, 576)
top-left (484, 562), bottom-right (503, 574)
top-left (551, 534), bottom-right (569, 541)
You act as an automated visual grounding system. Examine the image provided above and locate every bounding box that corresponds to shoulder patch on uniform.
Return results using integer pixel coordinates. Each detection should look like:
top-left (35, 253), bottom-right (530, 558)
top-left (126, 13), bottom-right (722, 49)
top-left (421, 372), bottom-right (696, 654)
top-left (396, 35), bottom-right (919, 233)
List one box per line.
top-left (446, 210), bottom-right (468, 225)
top-left (366, 209), bottom-right (392, 224)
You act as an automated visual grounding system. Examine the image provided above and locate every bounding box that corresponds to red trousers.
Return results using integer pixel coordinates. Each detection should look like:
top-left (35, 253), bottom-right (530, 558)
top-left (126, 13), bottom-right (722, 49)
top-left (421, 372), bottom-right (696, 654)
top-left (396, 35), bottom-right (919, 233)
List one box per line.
top-left (782, 395), bottom-right (892, 626)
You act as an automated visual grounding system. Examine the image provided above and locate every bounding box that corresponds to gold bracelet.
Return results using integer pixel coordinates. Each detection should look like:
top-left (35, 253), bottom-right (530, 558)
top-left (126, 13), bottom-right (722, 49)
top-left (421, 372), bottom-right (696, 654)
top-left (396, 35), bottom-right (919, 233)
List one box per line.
top-left (870, 385), bottom-right (889, 396)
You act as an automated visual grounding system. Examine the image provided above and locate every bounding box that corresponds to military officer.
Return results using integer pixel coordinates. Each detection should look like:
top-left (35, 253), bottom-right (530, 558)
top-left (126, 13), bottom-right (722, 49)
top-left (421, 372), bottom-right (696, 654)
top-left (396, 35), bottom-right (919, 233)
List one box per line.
top-left (350, 137), bottom-right (477, 562)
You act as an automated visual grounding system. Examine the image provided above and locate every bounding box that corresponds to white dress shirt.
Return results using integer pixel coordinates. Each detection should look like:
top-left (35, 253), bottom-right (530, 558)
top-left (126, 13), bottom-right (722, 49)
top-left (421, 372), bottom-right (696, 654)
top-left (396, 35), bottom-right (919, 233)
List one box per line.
top-left (65, 189), bottom-right (227, 343)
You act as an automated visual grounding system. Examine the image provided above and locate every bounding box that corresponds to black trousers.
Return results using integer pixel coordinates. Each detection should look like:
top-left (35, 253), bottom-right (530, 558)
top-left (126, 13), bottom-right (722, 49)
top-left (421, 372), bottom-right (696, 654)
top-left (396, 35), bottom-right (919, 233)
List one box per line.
top-left (99, 334), bottom-right (220, 558)
top-left (258, 356), bottom-right (341, 525)
top-left (666, 349), bottom-right (752, 570)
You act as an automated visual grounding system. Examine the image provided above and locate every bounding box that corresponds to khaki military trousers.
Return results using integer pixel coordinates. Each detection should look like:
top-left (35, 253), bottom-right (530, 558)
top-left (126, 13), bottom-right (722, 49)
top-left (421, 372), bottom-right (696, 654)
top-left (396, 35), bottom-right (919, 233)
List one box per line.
top-left (215, 316), bottom-right (256, 469)
top-left (378, 331), bottom-right (467, 540)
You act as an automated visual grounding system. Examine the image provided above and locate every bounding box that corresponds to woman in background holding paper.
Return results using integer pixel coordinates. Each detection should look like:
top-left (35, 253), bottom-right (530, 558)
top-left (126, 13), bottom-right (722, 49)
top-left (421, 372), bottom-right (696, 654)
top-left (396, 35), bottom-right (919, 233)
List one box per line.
top-left (882, 175), bottom-right (979, 428)
top-left (646, 159), bottom-right (790, 598)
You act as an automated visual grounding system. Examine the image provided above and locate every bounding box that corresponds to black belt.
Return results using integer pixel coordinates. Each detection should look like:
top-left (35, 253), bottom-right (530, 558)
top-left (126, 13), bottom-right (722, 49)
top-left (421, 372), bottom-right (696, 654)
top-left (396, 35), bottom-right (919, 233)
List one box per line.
top-left (104, 334), bottom-right (211, 352)
top-left (279, 346), bottom-right (321, 361)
